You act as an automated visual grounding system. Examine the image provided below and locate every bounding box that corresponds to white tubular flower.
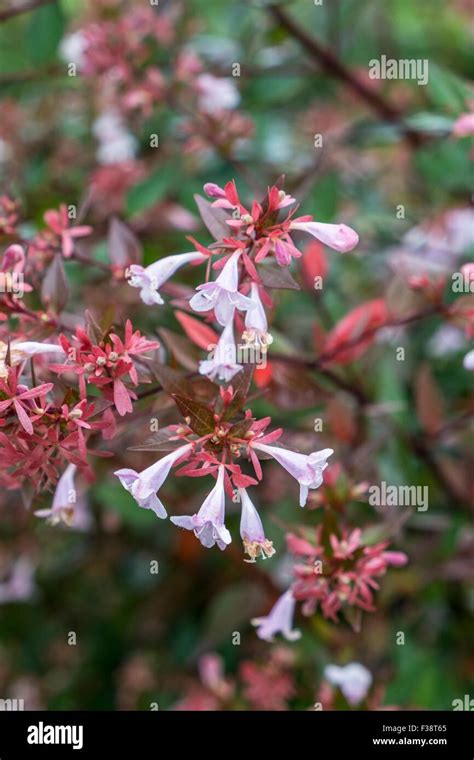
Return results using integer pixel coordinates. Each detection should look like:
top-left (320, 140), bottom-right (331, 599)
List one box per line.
top-left (171, 465), bottom-right (232, 551)
top-left (114, 443), bottom-right (193, 519)
top-left (290, 220), bottom-right (359, 253)
top-left (199, 321), bottom-right (243, 382)
top-left (324, 663), bottom-right (372, 706)
top-left (0, 340), bottom-right (65, 379)
top-left (252, 589), bottom-right (301, 642)
top-left (463, 349), bottom-right (474, 370)
top-left (243, 283), bottom-right (272, 347)
top-left (239, 488), bottom-right (275, 562)
top-left (127, 252), bottom-right (207, 306)
top-left (190, 252), bottom-right (252, 327)
top-left (35, 464), bottom-right (79, 527)
top-left (253, 442), bottom-right (333, 507)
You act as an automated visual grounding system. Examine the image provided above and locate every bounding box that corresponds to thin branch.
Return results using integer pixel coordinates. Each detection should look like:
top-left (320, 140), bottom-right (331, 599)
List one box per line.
top-left (268, 3), bottom-right (424, 147)
top-left (0, 0), bottom-right (54, 23)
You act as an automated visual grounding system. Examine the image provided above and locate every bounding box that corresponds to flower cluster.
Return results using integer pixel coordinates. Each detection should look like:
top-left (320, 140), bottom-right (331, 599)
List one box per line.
top-left (175, 649), bottom-right (296, 711)
top-left (126, 180), bottom-right (359, 385)
top-left (0, 226), bottom-right (158, 500)
top-left (50, 321), bottom-right (159, 417)
top-left (60, 5), bottom-right (246, 168)
top-left (251, 528), bottom-right (407, 642)
top-left (116, 386), bottom-right (333, 560)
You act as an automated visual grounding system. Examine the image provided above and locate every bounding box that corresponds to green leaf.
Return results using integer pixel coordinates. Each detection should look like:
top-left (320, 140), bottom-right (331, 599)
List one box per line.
top-left (94, 480), bottom-right (156, 528)
top-left (426, 63), bottom-right (470, 114)
top-left (307, 171), bottom-right (340, 222)
top-left (126, 170), bottom-right (169, 215)
top-left (27, 2), bottom-right (65, 65)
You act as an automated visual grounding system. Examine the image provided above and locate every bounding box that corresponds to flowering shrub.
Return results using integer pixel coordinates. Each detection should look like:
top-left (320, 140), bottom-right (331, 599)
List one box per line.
top-left (0, 0), bottom-right (472, 713)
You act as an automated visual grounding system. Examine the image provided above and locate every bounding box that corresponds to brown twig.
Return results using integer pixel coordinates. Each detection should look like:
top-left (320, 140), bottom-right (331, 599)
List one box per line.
top-left (0, 0), bottom-right (54, 23)
top-left (268, 3), bottom-right (424, 147)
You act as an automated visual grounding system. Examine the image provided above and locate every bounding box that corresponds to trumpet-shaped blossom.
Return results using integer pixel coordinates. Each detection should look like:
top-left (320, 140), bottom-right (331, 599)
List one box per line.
top-left (239, 488), bottom-right (275, 562)
top-left (243, 283), bottom-right (272, 347)
top-left (127, 251), bottom-right (207, 305)
top-left (289, 220), bottom-right (359, 253)
top-left (463, 349), bottom-right (474, 370)
top-left (252, 442), bottom-right (333, 506)
top-left (115, 443), bottom-right (193, 519)
top-left (0, 557), bottom-right (36, 604)
top-left (0, 340), bottom-right (64, 379)
top-left (35, 464), bottom-right (90, 529)
top-left (171, 465), bottom-right (232, 550)
top-left (190, 252), bottom-right (252, 326)
top-left (252, 590), bottom-right (301, 642)
top-left (199, 321), bottom-right (243, 382)
top-left (323, 663), bottom-right (372, 706)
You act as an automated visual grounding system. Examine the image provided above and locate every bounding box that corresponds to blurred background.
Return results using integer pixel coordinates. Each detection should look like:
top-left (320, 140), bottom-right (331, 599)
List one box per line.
top-left (0, 0), bottom-right (472, 710)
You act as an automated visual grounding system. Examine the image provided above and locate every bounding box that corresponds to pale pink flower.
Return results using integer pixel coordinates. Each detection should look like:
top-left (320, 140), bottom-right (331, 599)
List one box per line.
top-left (0, 557), bottom-right (35, 604)
top-left (290, 220), bottom-right (359, 253)
top-left (171, 465), bottom-right (232, 550)
top-left (324, 662), bottom-right (372, 705)
top-left (243, 283), bottom-right (272, 347)
top-left (35, 464), bottom-right (88, 528)
top-left (127, 252), bottom-right (207, 305)
top-left (239, 488), bottom-right (275, 562)
top-left (203, 182), bottom-right (227, 199)
top-left (253, 442), bottom-right (333, 506)
top-left (196, 74), bottom-right (240, 113)
top-left (199, 321), bottom-right (243, 382)
top-left (59, 31), bottom-right (87, 68)
top-left (115, 443), bottom-right (192, 518)
top-left (0, 340), bottom-right (65, 379)
top-left (452, 113), bottom-right (474, 137)
top-left (190, 252), bottom-right (252, 326)
top-left (252, 589), bottom-right (301, 642)
top-left (461, 262), bottom-right (474, 289)
top-left (463, 349), bottom-right (474, 371)
top-left (199, 654), bottom-right (234, 700)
